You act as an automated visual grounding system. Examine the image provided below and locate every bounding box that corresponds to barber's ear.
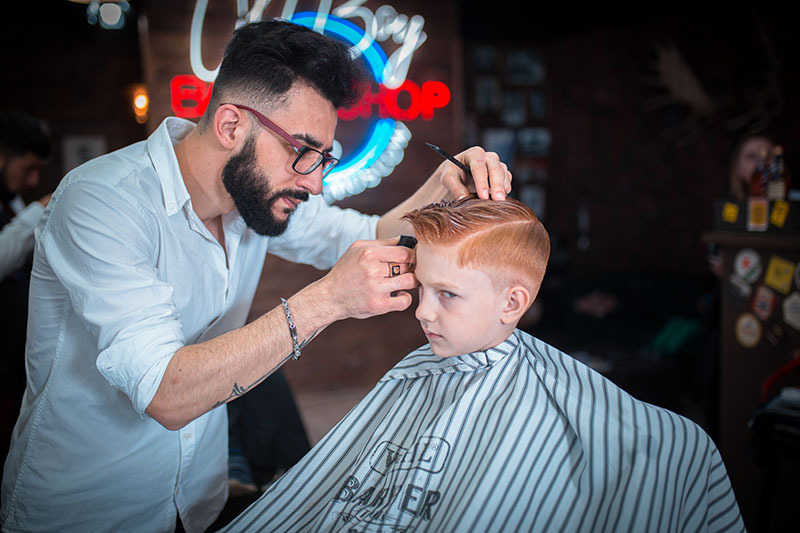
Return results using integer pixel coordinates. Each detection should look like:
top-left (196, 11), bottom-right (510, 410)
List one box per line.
top-left (500, 285), bottom-right (532, 325)
top-left (214, 104), bottom-right (248, 149)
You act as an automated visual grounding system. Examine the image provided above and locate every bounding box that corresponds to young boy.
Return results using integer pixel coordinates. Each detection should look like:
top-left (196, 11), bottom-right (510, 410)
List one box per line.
top-left (221, 195), bottom-right (744, 532)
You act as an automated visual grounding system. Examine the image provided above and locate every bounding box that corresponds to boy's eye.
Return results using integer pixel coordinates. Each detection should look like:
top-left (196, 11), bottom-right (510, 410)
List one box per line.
top-left (440, 290), bottom-right (457, 299)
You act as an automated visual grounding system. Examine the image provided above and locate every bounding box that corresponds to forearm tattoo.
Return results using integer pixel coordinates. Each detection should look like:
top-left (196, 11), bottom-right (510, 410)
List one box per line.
top-left (213, 328), bottom-right (321, 407)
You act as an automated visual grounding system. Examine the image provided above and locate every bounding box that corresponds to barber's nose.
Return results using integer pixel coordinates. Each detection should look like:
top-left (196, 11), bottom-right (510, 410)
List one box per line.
top-left (296, 168), bottom-right (323, 196)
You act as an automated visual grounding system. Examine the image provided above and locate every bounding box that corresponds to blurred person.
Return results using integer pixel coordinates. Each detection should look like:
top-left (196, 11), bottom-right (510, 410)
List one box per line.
top-left (0, 109), bottom-right (51, 278)
top-left (222, 195), bottom-right (743, 533)
top-left (0, 20), bottom-right (511, 533)
top-left (726, 133), bottom-right (774, 202)
top-left (0, 109), bottom-right (51, 471)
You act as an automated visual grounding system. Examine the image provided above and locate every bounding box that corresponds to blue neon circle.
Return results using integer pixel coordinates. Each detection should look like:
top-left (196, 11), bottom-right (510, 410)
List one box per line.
top-left (291, 12), bottom-right (397, 184)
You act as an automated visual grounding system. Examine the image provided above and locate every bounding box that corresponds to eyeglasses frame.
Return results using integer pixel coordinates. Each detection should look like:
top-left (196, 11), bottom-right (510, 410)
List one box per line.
top-left (220, 103), bottom-right (339, 176)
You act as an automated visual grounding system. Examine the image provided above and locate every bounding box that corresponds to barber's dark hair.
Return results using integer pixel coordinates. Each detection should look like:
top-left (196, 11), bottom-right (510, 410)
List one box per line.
top-left (203, 19), bottom-right (367, 124)
top-left (0, 109), bottom-right (51, 159)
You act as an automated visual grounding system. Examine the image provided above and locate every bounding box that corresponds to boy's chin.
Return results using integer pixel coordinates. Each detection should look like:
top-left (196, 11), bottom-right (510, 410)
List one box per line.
top-left (429, 343), bottom-right (461, 358)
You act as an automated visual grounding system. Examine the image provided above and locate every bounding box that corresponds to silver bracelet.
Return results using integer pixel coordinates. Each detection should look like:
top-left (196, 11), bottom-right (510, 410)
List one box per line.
top-left (280, 297), bottom-right (301, 360)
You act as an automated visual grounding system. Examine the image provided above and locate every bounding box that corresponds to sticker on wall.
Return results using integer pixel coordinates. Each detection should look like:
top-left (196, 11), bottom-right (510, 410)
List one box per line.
top-left (764, 323), bottom-right (786, 349)
top-left (770, 199), bottom-right (790, 228)
top-left (734, 248), bottom-right (762, 283)
top-left (752, 285), bottom-right (777, 321)
top-left (727, 273), bottom-right (753, 305)
top-left (783, 292), bottom-right (800, 330)
top-left (764, 255), bottom-right (795, 295)
top-left (747, 198), bottom-right (769, 231)
top-left (721, 202), bottom-right (739, 224)
top-left (735, 313), bottom-right (762, 348)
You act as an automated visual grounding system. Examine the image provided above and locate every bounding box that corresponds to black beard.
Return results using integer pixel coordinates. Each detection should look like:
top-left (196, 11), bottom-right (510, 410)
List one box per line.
top-left (222, 135), bottom-right (309, 237)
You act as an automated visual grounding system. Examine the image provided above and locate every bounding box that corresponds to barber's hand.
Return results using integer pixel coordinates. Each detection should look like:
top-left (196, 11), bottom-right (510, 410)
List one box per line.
top-left (320, 236), bottom-right (417, 320)
top-left (436, 146), bottom-right (512, 201)
top-left (36, 193), bottom-right (52, 207)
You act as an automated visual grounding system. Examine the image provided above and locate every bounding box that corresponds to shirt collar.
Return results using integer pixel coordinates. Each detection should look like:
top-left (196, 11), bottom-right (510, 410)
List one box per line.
top-left (147, 117), bottom-right (196, 216)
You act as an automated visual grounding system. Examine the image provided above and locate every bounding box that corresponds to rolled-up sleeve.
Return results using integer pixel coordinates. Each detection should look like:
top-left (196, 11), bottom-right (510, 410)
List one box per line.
top-left (38, 180), bottom-right (185, 414)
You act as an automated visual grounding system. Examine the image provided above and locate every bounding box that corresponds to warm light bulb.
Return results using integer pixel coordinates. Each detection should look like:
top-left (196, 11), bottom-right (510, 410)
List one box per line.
top-left (131, 85), bottom-right (149, 124)
top-left (134, 94), bottom-right (148, 111)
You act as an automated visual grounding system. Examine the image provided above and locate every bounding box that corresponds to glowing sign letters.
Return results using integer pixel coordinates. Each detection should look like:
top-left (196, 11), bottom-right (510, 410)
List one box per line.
top-left (171, 77), bottom-right (451, 122)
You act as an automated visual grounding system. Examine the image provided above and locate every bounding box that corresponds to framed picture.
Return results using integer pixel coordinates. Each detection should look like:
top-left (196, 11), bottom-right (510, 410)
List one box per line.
top-left (502, 90), bottom-right (526, 126)
top-left (471, 45), bottom-right (499, 72)
top-left (517, 127), bottom-right (551, 157)
top-left (514, 158), bottom-right (548, 184)
top-left (62, 135), bottom-right (107, 174)
top-left (506, 49), bottom-right (545, 85)
top-left (482, 128), bottom-right (517, 169)
top-left (529, 89), bottom-right (546, 120)
top-left (520, 184), bottom-right (546, 220)
top-left (474, 76), bottom-right (502, 113)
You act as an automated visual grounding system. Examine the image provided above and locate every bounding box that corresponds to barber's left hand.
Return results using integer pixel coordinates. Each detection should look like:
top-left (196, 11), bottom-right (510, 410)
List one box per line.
top-left (436, 146), bottom-right (512, 201)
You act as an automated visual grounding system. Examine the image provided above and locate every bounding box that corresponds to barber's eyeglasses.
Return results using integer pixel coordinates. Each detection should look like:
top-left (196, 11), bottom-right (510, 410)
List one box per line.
top-left (221, 103), bottom-right (339, 177)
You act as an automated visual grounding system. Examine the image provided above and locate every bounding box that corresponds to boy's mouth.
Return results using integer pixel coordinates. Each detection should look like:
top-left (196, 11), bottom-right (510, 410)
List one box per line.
top-left (422, 328), bottom-right (443, 340)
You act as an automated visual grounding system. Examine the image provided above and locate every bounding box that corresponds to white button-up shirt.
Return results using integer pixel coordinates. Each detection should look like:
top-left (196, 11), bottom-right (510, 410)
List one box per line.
top-left (0, 195), bottom-right (44, 279)
top-left (0, 117), bottom-right (378, 533)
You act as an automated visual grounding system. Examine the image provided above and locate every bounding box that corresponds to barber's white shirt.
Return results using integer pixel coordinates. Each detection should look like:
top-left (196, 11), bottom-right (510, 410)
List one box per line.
top-left (0, 117), bottom-right (378, 533)
top-left (0, 195), bottom-right (44, 279)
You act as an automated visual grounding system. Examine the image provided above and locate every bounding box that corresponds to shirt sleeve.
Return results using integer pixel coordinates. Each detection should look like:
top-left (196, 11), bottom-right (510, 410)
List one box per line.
top-left (37, 180), bottom-right (185, 415)
top-left (266, 194), bottom-right (379, 270)
top-left (0, 200), bottom-right (44, 279)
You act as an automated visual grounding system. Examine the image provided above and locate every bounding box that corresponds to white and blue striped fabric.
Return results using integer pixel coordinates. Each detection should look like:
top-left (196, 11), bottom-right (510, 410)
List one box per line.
top-left (221, 329), bottom-right (745, 532)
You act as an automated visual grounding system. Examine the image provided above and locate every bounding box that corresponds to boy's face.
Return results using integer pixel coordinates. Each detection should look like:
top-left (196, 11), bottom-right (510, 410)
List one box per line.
top-left (414, 241), bottom-right (512, 357)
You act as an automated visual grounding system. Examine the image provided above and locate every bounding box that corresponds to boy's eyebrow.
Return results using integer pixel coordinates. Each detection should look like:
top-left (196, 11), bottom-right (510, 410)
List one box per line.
top-left (419, 278), bottom-right (462, 292)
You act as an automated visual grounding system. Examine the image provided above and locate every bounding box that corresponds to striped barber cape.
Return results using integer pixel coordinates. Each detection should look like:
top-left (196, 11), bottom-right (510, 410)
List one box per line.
top-left (221, 329), bottom-right (745, 532)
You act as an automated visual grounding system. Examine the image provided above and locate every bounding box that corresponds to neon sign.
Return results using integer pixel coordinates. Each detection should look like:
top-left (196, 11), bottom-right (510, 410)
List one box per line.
top-left (178, 0), bottom-right (451, 203)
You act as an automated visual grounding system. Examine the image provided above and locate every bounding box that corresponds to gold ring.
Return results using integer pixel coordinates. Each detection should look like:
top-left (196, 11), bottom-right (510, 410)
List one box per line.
top-left (389, 263), bottom-right (401, 277)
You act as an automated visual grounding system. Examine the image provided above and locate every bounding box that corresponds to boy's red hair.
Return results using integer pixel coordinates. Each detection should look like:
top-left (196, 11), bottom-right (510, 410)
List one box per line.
top-left (402, 194), bottom-right (550, 296)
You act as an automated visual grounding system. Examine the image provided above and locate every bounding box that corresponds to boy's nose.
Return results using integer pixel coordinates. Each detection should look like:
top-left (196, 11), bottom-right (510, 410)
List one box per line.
top-left (415, 300), bottom-right (435, 323)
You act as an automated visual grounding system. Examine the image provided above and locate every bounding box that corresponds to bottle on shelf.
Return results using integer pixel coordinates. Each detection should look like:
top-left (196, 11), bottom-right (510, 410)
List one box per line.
top-left (766, 145), bottom-right (788, 200)
top-left (749, 147), bottom-right (769, 197)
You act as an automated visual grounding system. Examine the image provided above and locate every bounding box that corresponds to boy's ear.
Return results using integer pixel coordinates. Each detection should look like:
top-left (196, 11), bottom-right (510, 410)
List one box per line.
top-left (500, 285), bottom-right (532, 325)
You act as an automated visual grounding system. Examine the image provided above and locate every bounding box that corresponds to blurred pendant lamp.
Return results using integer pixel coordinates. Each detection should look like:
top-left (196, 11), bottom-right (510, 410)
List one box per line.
top-left (67, 0), bottom-right (131, 30)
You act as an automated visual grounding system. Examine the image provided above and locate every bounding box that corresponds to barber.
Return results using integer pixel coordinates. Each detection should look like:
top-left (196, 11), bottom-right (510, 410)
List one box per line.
top-left (0, 19), bottom-right (510, 533)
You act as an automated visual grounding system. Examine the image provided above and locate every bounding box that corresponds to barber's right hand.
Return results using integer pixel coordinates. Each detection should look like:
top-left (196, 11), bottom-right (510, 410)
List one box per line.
top-left (319, 236), bottom-right (417, 320)
top-left (36, 193), bottom-right (52, 207)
